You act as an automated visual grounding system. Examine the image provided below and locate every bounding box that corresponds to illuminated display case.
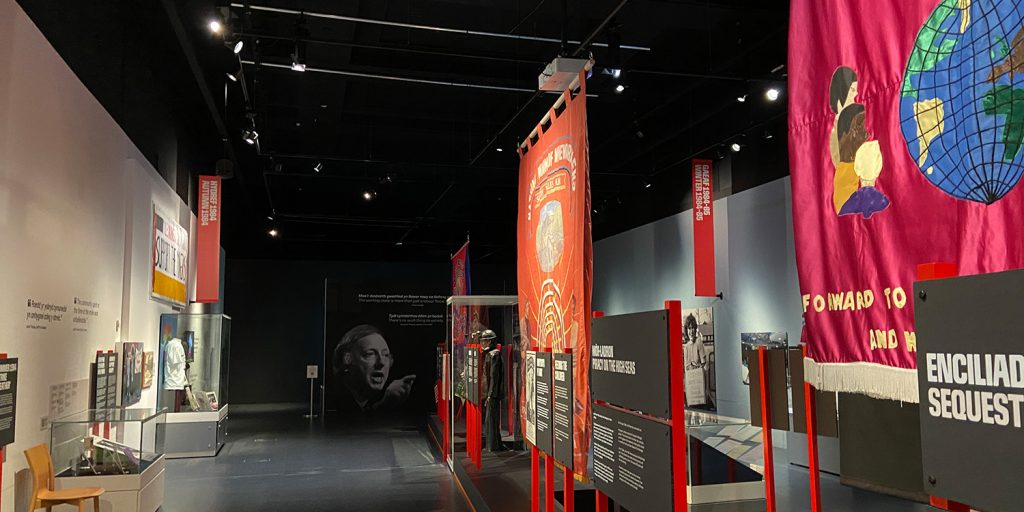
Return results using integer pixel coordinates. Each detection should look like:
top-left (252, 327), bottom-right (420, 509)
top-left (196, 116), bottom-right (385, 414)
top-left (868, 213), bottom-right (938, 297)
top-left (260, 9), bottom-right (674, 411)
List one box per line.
top-left (157, 313), bottom-right (231, 457)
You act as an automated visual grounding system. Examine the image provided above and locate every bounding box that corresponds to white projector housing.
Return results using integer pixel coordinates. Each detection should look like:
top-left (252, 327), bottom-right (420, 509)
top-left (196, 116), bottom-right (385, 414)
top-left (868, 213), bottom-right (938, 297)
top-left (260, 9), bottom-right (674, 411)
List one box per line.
top-left (538, 57), bottom-right (593, 91)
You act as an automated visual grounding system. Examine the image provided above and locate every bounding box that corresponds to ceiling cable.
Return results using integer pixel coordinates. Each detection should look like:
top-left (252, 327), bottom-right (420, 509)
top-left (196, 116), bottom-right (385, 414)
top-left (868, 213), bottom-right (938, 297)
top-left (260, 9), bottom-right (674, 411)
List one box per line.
top-left (229, 3), bottom-right (651, 51)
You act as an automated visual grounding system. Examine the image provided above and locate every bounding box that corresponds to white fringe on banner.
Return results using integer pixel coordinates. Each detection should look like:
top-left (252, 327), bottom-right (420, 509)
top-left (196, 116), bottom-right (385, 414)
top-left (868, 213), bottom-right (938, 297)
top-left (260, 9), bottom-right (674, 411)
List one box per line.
top-left (804, 357), bottom-right (920, 403)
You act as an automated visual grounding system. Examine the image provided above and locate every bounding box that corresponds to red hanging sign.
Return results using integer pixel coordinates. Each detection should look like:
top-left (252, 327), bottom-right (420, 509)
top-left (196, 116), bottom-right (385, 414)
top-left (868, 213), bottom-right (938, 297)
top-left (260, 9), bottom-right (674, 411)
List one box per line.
top-left (692, 160), bottom-right (716, 297)
top-left (195, 175), bottom-right (222, 303)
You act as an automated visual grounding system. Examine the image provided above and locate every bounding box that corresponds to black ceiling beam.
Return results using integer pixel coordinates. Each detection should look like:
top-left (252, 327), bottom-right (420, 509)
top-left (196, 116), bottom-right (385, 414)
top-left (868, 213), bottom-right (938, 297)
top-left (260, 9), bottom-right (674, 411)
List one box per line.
top-left (236, 30), bottom-right (546, 66)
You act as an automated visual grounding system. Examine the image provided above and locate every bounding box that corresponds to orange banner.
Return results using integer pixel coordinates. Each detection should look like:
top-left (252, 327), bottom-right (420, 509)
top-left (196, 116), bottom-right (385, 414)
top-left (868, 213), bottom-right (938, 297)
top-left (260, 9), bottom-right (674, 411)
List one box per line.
top-left (517, 73), bottom-right (592, 474)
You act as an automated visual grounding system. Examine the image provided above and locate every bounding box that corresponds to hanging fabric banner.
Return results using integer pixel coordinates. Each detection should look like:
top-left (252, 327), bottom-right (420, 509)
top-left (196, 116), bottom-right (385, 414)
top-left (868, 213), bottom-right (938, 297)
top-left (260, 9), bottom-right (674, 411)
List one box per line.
top-left (195, 175), bottom-right (222, 303)
top-left (517, 71), bottom-right (592, 472)
top-left (789, 0), bottom-right (1024, 402)
top-left (692, 159), bottom-right (716, 297)
top-left (451, 241), bottom-right (471, 400)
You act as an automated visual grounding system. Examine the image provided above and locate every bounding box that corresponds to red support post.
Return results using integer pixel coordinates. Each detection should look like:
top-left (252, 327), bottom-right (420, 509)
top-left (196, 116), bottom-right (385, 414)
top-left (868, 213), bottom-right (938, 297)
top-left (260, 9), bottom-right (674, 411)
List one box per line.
top-left (595, 490), bottom-right (608, 512)
top-left (531, 446), bottom-right (540, 512)
top-left (564, 467), bottom-right (574, 512)
top-left (758, 345), bottom-right (777, 512)
top-left (665, 300), bottom-right (689, 512)
top-left (545, 454), bottom-right (555, 512)
top-left (802, 345), bottom-right (822, 512)
top-left (917, 262), bottom-right (969, 512)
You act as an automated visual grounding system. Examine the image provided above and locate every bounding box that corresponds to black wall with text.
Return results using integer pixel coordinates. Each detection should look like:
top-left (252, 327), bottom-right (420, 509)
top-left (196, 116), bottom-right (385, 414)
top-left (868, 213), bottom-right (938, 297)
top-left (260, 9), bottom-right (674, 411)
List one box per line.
top-left (224, 259), bottom-right (514, 405)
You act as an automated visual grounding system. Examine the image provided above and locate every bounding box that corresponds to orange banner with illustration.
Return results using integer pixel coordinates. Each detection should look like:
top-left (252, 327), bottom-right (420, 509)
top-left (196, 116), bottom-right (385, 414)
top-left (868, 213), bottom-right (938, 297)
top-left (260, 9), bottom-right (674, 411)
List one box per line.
top-left (517, 72), bottom-right (592, 474)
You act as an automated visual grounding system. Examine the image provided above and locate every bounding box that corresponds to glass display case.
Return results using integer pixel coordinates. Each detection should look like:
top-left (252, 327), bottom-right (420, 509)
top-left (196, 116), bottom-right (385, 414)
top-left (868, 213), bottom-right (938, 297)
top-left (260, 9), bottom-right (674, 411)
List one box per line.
top-left (685, 410), bottom-right (767, 508)
top-left (50, 408), bottom-right (166, 477)
top-left (157, 313), bottom-right (230, 413)
top-left (157, 313), bottom-right (231, 458)
top-left (443, 295), bottom-right (521, 468)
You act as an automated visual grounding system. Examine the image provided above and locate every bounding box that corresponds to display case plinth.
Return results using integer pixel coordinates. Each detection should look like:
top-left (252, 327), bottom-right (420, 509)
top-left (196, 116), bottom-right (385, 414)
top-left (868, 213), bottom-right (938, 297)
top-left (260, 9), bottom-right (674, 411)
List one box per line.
top-left (55, 455), bottom-right (165, 512)
top-left (161, 404), bottom-right (229, 458)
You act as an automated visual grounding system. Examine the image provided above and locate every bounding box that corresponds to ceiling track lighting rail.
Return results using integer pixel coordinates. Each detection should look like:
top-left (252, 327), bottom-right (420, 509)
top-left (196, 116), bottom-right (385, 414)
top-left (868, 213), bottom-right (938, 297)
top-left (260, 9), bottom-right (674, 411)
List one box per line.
top-left (229, 3), bottom-right (651, 51)
top-left (243, 61), bottom-right (599, 96)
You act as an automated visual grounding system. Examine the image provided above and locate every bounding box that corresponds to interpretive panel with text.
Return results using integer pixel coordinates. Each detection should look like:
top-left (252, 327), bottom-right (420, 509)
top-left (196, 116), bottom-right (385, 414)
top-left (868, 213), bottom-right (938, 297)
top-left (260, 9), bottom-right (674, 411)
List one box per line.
top-left (535, 351), bottom-right (553, 454)
top-left (591, 311), bottom-right (671, 417)
top-left (591, 403), bottom-right (672, 512)
top-left (916, 269), bottom-right (1024, 512)
top-left (553, 352), bottom-right (574, 468)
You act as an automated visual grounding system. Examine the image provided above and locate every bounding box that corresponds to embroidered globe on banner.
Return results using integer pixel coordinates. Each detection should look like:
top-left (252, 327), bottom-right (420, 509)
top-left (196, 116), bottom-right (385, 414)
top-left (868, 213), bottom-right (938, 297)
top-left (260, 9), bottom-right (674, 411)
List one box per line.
top-left (900, 0), bottom-right (1024, 204)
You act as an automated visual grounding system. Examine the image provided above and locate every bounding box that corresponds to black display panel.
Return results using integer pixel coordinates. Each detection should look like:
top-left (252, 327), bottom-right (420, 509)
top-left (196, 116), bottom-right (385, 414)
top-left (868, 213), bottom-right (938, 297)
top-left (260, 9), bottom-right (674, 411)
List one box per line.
top-left (591, 311), bottom-right (672, 417)
top-left (0, 358), bottom-right (18, 447)
top-left (91, 352), bottom-right (117, 422)
top-left (552, 352), bottom-right (574, 469)
top-left (592, 403), bottom-right (672, 512)
top-left (915, 269), bottom-right (1024, 512)
top-left (467, 347), bottom-right (479, 405)
top-left (535, 351), bottom-right (554, 455)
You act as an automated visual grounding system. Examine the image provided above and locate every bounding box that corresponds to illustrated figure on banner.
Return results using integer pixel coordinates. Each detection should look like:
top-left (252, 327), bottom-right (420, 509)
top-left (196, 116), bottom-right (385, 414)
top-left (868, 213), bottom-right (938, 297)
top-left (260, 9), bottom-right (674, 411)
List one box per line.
top-left (683, 308), bottom-right (716, 411)
top-left (829, 66), bottom-right (890, 219)
top-left (332, 324), bottom-right (416, 415)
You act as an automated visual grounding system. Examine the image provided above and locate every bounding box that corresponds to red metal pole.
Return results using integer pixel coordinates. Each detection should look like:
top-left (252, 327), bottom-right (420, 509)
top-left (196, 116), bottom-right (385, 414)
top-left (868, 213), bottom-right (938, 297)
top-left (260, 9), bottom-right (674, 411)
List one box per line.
top-left (595, 490), bottom-right (608, 512)
top-left (531, 446), bottom-right (540, 512)
top-left (545, 453), bottom-right (555, 512)
top-left (802, 345), bottom-right (822, 512)
top-left (564, 468), bottom-right (574, 512)
top-left (758, 345), bottom-right (777, 512)
top-left (665, 300), bottom-right (689, 512)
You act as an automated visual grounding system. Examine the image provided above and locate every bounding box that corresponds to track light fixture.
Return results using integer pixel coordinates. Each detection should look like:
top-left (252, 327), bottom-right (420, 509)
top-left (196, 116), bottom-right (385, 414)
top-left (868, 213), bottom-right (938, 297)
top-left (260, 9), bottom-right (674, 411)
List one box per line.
top-left (268, 228), bottom-right (279, 238)
top-left (615, 84), bottom-right (625, 94)
top-left (363, 190), bottom-right (376, 201)
top-left (737, 94), bottom-right (747, 103)
top-left (766, 87), bottom-right (781, 101)
top-left (242, 128), bottom-right (259, 145)
top-left (226, 72), bottom-right (238, 82)
top-left (232, 40), bottom-right (244, 54)
top-left (313, 162), bottom-right (323, 173)
top-left (496, 147), bottom-right (504, 152)
top-left (643, 180), bottom-right (652, 189)
top-left (731, 142), bottom-right (742, 152)
top-left (208, 19), bottom-right (223, 34)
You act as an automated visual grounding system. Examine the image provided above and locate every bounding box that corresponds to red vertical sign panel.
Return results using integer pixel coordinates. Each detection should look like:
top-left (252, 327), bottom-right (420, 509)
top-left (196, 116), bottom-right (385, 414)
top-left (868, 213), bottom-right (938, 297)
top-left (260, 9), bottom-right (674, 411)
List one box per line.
top-left (196, 175), bottom-right (222, 303)
top-left (692, 160), bottom-right (716, 297)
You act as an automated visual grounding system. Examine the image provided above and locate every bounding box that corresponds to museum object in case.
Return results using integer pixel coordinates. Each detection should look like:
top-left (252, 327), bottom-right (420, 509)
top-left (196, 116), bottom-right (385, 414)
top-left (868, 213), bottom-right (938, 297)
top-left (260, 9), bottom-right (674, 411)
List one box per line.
top-left (158, 312), bottom-right (230, 458)
top-left (50, 408), bottom-right (167, 512)
top-left (443, 295), bottom-right (521, 467)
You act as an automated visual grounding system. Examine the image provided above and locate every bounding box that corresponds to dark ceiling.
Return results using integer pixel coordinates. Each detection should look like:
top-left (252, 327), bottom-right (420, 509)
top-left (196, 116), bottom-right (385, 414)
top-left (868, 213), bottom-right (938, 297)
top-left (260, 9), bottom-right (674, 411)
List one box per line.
top-left (19, 0), bottom-right (790, 264)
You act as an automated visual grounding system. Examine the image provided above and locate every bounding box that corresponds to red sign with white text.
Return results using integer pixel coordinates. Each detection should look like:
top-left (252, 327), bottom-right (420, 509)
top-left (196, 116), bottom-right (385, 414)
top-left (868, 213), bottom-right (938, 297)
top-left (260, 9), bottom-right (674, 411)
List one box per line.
top-left (196, 175), bottom-right (222, 303)
top-left (692, 160), bottom-right (716, 297)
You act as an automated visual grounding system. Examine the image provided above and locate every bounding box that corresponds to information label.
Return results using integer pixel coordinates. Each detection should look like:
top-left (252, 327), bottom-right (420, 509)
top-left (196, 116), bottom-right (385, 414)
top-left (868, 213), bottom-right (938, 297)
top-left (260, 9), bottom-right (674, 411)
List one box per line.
top-left (0, 358), bottom-right (17, 446)
top-left (467, 347), bottom-right (479, 405)
top-left (553, 352), bottom-right (574, 469)
top-left (915, 270), bottom-right (1024, 512)
top-left (591, 403), bottom-right (672, 512)
top-left (591, 311), bottom-right (672, 417)
top-left (535, 351), bottom-right (554, 454)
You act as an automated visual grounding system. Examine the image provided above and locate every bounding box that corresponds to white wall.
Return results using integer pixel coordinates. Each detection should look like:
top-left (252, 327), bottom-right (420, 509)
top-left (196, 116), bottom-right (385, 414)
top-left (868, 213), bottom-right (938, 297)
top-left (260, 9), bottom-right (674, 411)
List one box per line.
top-left (0, 1), bottom-right (195, 509)
top-left (593, 177), bottom-right (804, 421)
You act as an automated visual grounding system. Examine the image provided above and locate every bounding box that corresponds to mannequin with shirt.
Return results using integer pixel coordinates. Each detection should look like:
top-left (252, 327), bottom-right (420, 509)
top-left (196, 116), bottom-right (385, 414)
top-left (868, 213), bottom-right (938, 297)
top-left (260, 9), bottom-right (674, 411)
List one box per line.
top-left (164, 338), bottom-right (188, 412)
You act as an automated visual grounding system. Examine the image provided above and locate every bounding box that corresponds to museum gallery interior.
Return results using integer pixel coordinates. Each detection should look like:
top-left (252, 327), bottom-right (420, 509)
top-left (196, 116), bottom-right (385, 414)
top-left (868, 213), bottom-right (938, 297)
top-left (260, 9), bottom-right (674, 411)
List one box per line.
top-left (1, 0), bottom-right (1021, 511)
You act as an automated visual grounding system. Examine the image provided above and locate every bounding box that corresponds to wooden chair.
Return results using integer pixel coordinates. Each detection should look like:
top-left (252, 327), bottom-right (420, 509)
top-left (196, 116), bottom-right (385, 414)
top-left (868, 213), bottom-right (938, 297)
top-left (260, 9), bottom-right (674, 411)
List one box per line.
top-left (24, 444), bottom-right (104, 511)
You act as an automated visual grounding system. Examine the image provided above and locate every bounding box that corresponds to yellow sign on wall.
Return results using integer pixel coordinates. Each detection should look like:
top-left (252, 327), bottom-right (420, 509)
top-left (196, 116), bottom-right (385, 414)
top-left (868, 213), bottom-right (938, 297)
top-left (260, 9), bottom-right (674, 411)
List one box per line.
top-left (152, 207), bottom-right (189, 306)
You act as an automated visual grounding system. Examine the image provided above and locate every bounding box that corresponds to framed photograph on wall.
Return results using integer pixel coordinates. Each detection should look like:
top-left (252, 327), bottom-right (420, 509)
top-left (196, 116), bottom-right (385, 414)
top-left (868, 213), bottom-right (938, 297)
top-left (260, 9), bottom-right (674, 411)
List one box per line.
top-left (142, 351), bottom-right (155, 389)
top-left (121, 342), bottom-right (143, 406)
top-left (682, 307), bottom-right (716, 411)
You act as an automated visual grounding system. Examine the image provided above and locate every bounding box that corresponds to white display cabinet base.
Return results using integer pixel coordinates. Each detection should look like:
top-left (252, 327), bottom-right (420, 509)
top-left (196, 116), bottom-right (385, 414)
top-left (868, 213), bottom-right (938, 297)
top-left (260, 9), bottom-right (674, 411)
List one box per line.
top-left (161, 404), bottom-right (229, 458)
top-left (55, 455), bottom-right (165, 512)
top-left (688, 480), bottom-right (765, 505)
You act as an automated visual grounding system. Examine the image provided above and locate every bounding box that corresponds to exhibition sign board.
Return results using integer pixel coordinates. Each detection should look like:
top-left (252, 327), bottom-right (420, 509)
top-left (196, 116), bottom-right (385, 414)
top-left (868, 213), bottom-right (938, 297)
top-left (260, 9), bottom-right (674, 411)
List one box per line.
top-left (91, 352), bottom-right (117, 422)
top-left (789, 0), bottom-right (1024, 403)
top-left (151, 206), bottom-right (189, 307)
top-left (592, 403), bottom-right (673, 512)
top-left (691, 159), bottom-right (716, 297)
top-left (196, 175), bottom-right (222, 303)
top-left (535, 351), bottom-right (553, 455)
top-left (0, 358), bottom-right (18, 446)
top-left (552, 351), bottom-right (574, 469)
top-left (517, 71), bottom-right (592, 472)
top-left (525, 350), bottom-right (537, 446)
top-left (591, 310), bottom-right (672, 417)
top-left (915, 269), bottom-right (1024, 512)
